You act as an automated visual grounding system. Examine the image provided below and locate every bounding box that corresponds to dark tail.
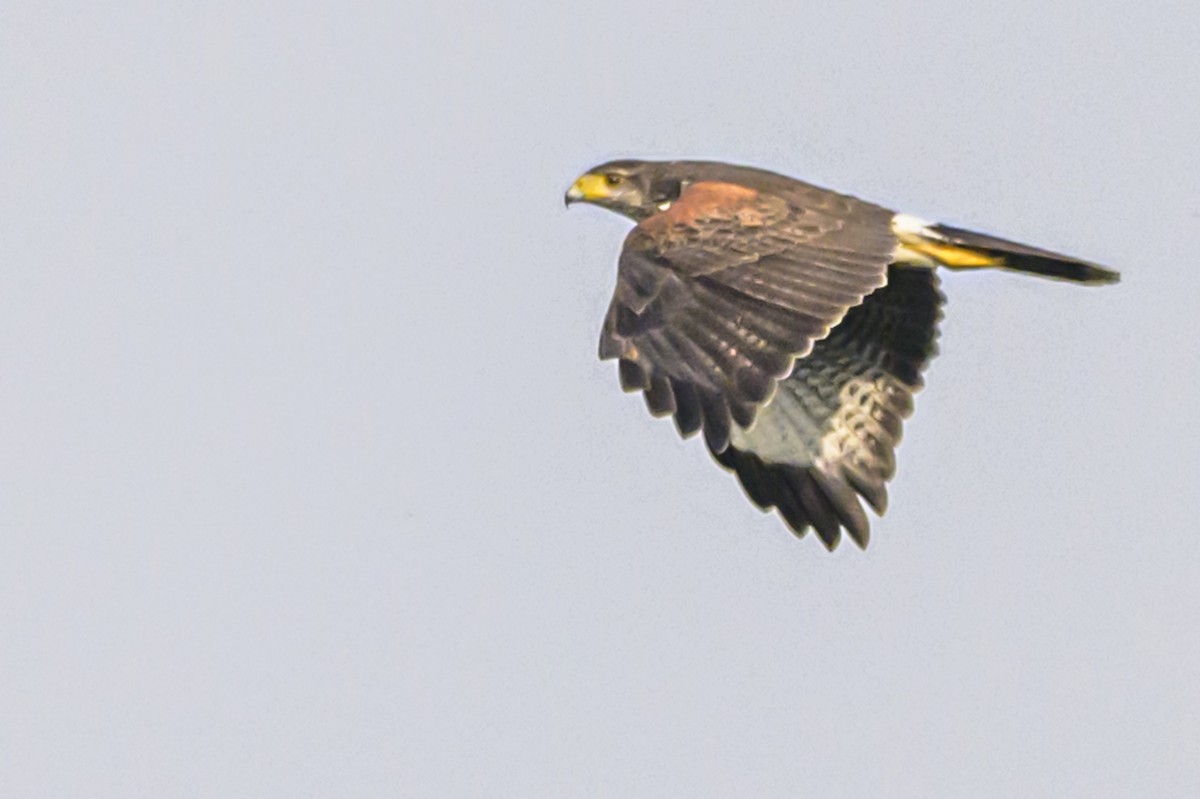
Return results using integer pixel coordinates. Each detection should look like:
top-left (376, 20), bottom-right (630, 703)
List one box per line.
top-left (927, 223), bottom-right (1120, 285)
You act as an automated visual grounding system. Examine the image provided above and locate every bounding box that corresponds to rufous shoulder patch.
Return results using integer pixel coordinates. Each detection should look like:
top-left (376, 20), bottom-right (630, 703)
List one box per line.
top-left (641, 181), bottom-right (786, 233)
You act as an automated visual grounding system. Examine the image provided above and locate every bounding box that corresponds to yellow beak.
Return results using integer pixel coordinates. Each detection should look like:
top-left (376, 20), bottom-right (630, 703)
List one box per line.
top-left (564, 173), bottom-right (612, 205)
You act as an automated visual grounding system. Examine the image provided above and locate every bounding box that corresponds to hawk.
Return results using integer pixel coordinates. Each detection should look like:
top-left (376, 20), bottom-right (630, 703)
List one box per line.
top-left (565, 159), bottom-right (1119, 550)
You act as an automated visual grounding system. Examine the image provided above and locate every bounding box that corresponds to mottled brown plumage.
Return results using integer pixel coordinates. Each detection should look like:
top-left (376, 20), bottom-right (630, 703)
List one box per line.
top-left (566, 159), bottom-right (1117, 550)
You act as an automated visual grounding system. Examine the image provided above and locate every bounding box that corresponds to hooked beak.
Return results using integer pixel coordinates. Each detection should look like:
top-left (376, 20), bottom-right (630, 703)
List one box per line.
top-left (564, 172), bottom-right (612, 207)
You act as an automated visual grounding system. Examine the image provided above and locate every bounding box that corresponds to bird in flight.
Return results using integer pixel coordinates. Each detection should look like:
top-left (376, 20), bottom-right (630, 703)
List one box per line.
top-left (565, 159), bottom-right (1119, 550)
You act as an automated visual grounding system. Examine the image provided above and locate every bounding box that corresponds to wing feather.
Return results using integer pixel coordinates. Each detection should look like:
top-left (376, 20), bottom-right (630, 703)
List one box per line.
top-left (601, 180), bottom-right (896, 447)
top-left (713, 265), bottom-right (944, 548)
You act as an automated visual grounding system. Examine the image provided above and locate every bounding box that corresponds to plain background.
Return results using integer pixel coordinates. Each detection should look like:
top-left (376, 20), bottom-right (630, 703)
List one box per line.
top-left (2, 2), bottom-right (1198, 797)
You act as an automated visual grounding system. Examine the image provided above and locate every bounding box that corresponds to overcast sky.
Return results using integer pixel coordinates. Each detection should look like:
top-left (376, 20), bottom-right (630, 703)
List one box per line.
top-left (3, 2), bottom-right (1199, 797)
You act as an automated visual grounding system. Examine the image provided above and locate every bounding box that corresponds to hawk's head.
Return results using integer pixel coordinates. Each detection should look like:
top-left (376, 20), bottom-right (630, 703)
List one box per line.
top-left (564, 160), bottom-right (683, 221)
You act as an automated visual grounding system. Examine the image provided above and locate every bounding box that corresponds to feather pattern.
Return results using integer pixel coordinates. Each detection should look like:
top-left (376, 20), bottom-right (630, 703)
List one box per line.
top-left (714, 265), bottom-right (944, 549)
top-left (600, 175), bottom-right (897, 449)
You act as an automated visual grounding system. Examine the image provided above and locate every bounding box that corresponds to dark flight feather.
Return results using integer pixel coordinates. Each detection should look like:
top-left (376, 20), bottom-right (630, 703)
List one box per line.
top-left (711, 265), bottom-right (944, 549)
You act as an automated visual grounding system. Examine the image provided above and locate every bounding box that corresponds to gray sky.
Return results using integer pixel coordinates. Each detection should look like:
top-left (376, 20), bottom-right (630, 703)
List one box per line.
top-left (3, 2), bottom-right (1199, 797)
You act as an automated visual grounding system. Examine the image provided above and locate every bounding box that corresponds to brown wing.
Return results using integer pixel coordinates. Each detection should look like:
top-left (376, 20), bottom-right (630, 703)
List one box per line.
top-left (712, 265), bottom-right (944, 550)
top-left (600, 179), bottom-right (898, 453)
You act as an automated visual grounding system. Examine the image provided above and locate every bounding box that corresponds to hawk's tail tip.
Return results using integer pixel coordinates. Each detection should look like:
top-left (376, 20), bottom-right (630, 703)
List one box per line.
top-left (998, 254), bottom-right (1121, 286)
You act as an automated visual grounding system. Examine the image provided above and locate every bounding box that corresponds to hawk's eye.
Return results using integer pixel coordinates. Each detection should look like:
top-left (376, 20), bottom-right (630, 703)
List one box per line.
top-left (605, 173), bottom-right (625, 187)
